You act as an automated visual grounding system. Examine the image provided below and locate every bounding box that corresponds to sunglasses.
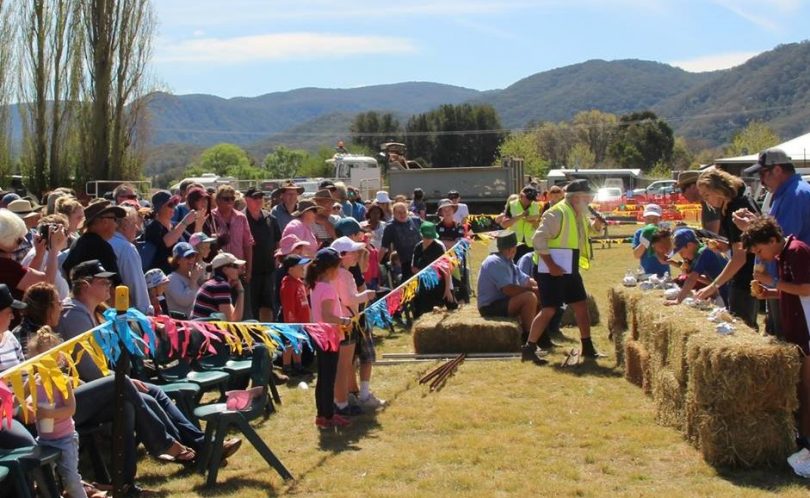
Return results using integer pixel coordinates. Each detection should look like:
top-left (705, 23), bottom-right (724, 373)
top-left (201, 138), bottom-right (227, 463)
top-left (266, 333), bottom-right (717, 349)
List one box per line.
top-left (122, 194), bottom-right (137, 200)
top-left (219, 196), bottom-right (235, 202)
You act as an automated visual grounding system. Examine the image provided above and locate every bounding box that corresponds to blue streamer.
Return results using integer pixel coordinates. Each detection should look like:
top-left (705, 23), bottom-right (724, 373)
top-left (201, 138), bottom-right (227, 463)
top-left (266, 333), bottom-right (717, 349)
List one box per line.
top-left (99, 308), bottom-right (152, 361)
top-left (418, 267), bottom-right (440, 290)
top-left (365, 300), bottom-right (392, 329)
top-left (92, 322), bottom-right (120, 364)
top-left (266, 324), bottom-right (312, 355)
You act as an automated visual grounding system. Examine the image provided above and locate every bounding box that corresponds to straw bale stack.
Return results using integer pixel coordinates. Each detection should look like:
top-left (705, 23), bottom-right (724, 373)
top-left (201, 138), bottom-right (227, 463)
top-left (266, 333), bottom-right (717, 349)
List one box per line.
top-left (624, 340), bottom-right (651, 393)
top-left (412, 305), bottom-right (521, 354)
top-left (560, 293), bottom-right (601, 327)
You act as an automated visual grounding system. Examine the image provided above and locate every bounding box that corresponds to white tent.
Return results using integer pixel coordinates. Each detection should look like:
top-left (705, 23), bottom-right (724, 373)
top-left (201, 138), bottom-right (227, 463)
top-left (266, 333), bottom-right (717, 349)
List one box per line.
top-left (714, 131), bottom-right (810, 167)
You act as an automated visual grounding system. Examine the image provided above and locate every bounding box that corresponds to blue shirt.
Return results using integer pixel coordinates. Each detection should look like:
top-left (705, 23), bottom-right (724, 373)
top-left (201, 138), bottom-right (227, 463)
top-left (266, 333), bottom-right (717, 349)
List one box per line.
top-left (632, 228), bottom-right (670, 277)
top-left (770, 174), bottom-right (810, 245)
top-left (691, 246), bottom-right (730, 306)
top-left (517, 252), bottom-right (534, 277)
top-left (476, 253), bottom-right (529, 307)
top-left (172, 202), bottom-right (190, 225)
top-left (351, 202), bottom-right (367, 222)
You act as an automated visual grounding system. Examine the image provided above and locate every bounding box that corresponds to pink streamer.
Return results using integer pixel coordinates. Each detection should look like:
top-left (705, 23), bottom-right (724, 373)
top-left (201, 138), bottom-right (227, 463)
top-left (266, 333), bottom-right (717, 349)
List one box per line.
top-left (386, 289), bottom-right (403, 316)
top-left (304, 324), bottom-right (341, 353)
top-left (0, 382), bottom-right (13, 430)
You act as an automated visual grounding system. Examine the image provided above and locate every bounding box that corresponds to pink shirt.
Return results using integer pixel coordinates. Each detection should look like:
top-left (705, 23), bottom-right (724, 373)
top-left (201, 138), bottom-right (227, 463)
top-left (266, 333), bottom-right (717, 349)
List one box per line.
top-left (211, 208), bottom-right (254, 260)
top-left (335, 267), bottom-right (365, 316)
top-left (282, 219), bottom-right (318, 258)
top-left (310, 281), bottom-right (342, 323)
top-left (35, 381), bottom-right (74, 440)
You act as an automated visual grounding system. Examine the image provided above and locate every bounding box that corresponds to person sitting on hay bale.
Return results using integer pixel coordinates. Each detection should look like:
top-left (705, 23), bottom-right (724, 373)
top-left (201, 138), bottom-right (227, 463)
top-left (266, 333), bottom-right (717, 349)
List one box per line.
top-left (665, 228), bottom-right (729, 306)
top-left (476, 231), bottom-right (538, 356)
top-left (412, 222), bottom-right (454, 317)
top-left (523, 179), bottom-right (606, 363)
top-left (741, 215), bottom-right (810, 476)
top-left (631, 204), bottom-right (670, 277)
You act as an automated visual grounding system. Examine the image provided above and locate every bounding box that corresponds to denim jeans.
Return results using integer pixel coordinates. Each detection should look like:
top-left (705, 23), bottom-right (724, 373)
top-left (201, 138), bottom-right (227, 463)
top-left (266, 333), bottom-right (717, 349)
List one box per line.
top-left (144, 383), bottom-right (205, 451)
top-left (37, 432), bottom-right (87, 498)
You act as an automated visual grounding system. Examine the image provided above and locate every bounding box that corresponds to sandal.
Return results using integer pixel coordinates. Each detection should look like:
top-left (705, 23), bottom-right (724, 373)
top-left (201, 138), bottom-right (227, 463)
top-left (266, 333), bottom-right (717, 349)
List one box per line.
top-left (158, 441), bottom-right (196, 463)
top-left (83, 481), bottom-right (109, 498)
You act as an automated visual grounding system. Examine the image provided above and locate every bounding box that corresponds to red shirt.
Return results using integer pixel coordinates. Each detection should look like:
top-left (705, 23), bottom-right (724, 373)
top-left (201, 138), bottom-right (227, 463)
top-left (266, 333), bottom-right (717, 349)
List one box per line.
top-left (280, 275), bottom-right (310, 323)
top-left (777, 235), bottom-right (810, 354)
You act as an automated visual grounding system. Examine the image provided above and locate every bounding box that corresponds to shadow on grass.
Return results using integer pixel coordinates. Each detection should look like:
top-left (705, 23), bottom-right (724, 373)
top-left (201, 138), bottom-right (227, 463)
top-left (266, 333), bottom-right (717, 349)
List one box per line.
top-left (551, 356), bottom-right (624, 378)
top-left (190, 475), bottom-right (283, 496)
top-left (715, 466), bottom-right (810, 493)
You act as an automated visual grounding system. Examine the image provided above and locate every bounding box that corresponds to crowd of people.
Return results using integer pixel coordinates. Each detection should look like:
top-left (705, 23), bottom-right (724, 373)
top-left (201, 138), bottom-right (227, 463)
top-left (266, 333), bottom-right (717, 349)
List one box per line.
top-left (0, 177), bottom-right (474, 496)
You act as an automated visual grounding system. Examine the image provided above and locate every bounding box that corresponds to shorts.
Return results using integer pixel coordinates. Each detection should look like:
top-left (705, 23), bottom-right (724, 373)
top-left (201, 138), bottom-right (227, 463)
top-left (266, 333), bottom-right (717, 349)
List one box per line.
top-left (479, 297), bottom-right (510, 318)
top-left (353, 316), bottom-right (376, 364)
top-left (535, 271), bottom-right (587, 309)
top-left (249, 272), bottom-right (276, 309)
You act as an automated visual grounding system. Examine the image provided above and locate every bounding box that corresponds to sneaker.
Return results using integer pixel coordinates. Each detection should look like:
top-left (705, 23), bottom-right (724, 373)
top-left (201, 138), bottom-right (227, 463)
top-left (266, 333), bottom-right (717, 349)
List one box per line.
top-left (358, 393), bottom-right (386, 410)
top-left (331, 414), bottom-right (352, 427)
top-left (788, 448), bottom-right (810, 477)
top-left (581, 342), bottom-right (606, 358)
top-left (315, 416), bottom-right (331, 429)
top-left (347, 392), bottom-right (360, 407)
top-left (335, 403), bottom-right (363, 416)
top-left (520, 343), bottom-right (548, 366)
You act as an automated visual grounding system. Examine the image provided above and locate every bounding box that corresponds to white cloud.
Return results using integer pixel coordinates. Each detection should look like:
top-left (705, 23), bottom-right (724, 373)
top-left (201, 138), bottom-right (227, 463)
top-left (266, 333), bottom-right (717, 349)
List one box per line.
top-left (712, 0), bottom-right (803, 31)
top-left (670, 51), bottom-right (760, 72)
top-left (155, 32), bottom-right (417, 63)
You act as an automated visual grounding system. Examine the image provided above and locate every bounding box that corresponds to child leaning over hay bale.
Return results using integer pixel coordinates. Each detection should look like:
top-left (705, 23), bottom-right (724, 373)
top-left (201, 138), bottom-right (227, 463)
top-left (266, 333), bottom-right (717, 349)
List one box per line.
top-left (741, 215), bottom-right (810, 477)
top-left (665, 228), bottom-right (729, 306)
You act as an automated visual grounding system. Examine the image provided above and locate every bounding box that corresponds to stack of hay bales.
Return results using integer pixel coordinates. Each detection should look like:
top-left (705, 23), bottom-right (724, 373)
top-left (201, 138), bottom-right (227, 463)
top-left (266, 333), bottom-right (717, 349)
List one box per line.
top-left (609, 285), bottom-right (801, 468)
top-left (559, 293), bottom-right (600, 327)
top-left (412, 305), bottom-right (521, 354)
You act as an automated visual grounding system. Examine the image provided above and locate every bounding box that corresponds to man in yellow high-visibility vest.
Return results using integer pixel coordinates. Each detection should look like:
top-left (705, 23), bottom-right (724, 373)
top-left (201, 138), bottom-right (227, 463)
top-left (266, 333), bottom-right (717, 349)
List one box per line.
top-left (500, 186), bottom-right (542, 261)
top-left (521, 180), bottom-right (606, 364)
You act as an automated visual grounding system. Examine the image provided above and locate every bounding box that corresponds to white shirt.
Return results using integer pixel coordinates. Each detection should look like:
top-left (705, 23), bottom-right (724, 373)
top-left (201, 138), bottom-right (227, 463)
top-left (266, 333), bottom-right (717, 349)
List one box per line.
top-left (22, 248), bottom-right (69, 300)
top-left (453, 203), bottom-right (470, 224)
top-left (108, 231), bottom-right (151, 314)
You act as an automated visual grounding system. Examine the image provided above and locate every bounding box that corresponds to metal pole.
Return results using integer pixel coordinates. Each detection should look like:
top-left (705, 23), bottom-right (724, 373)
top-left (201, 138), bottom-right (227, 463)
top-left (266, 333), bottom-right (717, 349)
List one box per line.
top-left (112, 286), bottom-right (130, 498)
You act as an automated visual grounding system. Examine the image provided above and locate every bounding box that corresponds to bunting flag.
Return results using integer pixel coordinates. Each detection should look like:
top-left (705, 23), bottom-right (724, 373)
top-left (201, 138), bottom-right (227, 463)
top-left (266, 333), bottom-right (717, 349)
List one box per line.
top-left (301, 323), bottom-right (342, 352)
top-left (1, 380), bottom-right (14, 429)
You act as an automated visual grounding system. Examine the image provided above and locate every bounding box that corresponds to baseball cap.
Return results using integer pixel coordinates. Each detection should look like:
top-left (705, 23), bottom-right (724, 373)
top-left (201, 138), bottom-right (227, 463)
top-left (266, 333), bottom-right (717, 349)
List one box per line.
top-left (144, 268), bottom-right (170, 289)
top-left (243, 187), bottom-right (265, 199)
top-left (670, 228), bottom-right (699, 256)
top-left (211, 252), bottom-right (246, 270)
top-left (315, 247), bottom-right (341, 265)
top-left (643, 204), bottom-right (662, 218)
top-left (189, 232), bottom-right (216, 248)
top-left (335, 217), bottom-right (362, 237)
top-left (151, 191), bottom-right (174, 212)
top-left (330, 236), bottom-right (365, 254)
top-left (282, 254), bottom-right (311, 270)
top-left (744, 147), bottom-right (794, 175)
top-left (71, 259), bottom-right (116, 282)
top-left (496, 231), bottom-right (517, 251)
top-left (0, 284), bottom-right (26, 311)
top-left (172, 241), bottom-right (198, 259)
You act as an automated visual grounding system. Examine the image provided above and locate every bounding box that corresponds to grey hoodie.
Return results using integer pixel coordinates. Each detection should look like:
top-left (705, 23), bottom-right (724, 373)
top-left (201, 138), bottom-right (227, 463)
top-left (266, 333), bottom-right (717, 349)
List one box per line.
top-left (55, 298), bottom-right (105, 382)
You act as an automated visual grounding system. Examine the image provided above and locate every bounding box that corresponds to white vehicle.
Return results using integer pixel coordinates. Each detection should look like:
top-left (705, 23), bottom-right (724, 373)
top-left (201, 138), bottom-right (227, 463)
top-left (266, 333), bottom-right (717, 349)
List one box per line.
top-left (325, 154), bottom-right (382, 199)
top-left (170, 173), bottom-right (242, 192)
top-left (633, 180), bottom-right (677, 197)
top-left (594, 187), bottom-right (623, 203)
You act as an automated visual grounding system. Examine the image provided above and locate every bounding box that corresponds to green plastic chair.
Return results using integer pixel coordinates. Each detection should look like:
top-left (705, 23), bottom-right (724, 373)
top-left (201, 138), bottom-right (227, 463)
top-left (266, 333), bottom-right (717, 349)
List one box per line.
top-left (0, 445), bottom-right (62, 498)
top-left (194, 344), bottom-right (293, 486)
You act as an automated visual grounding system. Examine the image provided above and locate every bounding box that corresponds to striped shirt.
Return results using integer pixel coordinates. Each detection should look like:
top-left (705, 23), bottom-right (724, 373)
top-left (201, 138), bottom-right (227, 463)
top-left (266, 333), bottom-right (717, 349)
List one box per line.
top-left (0, 331), bottom-right (24, 374)
top-left (190, 275), bottom-right (233, 319)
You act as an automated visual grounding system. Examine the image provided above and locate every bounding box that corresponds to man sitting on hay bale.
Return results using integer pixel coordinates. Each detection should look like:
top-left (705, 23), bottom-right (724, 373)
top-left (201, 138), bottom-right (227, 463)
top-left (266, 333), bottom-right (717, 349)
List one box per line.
top-left (476, 231), bottom-right (538, 352)
top-left (742, 215), bottom-right (810, 476)
top-left (522, 179), bottom-right (606, 363)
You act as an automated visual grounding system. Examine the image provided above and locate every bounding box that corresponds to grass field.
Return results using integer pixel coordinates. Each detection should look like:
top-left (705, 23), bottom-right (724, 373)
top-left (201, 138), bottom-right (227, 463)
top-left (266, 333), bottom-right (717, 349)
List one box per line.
top-left (135, 234), bottom-right (810, 497)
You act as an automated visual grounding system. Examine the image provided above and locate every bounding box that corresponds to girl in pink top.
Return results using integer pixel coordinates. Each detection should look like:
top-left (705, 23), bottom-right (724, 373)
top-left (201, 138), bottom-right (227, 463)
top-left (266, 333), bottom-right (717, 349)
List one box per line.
top-left (306, 248), bottom-right (351, 429)
top-left (27, 327), bottom-right (89, 498)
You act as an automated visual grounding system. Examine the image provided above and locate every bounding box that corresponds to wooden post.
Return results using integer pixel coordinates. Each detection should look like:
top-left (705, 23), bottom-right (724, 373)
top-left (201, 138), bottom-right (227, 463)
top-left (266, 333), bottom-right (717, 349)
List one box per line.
top-left (112, 286), bottom-right (130, 498)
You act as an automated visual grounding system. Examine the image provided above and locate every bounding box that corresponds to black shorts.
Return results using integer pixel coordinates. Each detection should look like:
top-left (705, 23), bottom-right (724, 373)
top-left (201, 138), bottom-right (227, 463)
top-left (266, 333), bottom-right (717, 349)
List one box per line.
top-left (249, 272), bottom-right (276, 309)
top-left (479, 297), bottom-right (510, 318)
top-left (535, 271), bottom-right (587, 309)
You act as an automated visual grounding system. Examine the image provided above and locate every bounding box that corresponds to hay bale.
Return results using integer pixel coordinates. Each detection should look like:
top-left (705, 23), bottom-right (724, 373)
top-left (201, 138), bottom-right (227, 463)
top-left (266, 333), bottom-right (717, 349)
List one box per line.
top-left (653, 369), bottom-right (685, 430)
top-left (608, 287), bottom-right (628, 365)
top-left (624, 340), bottom-right (651, 393)
top-left (412, 305), bottom-right (521, 354)
top-left (691, 410), bottom-right (796, 468)
top-left (560, 294), bottom-right (600, 327)
top-left (687, 331), bottom-right (800, 414)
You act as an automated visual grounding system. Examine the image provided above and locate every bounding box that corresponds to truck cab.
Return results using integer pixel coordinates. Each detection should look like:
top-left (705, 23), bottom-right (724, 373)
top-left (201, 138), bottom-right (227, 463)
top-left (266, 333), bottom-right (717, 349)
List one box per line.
top-left (325, 154), bottom-right (381, 199)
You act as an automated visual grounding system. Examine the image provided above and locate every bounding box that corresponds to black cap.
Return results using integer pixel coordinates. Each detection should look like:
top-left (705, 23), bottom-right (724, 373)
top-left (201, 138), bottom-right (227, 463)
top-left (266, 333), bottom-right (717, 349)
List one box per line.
top-left (315, 247), bottom-right (341, 265)
top-left (70, 259), bottom-right (116, 282)
top-left (496, 231), bottom-right (518, 251)
top-left (282, 254), bottom-right (312, 269)
top-left (447, 190), bottom-right (460, 198)
top-left (565, 179), bottom-right (594, 194)
top-left (319, 180), bottom-right (336, 190)
top-left (0, 284), bottom-right (26, 311)
top-left (521, 185), bottom-right (538, 201)
top-left (243, 187), bottom-right (265, 199)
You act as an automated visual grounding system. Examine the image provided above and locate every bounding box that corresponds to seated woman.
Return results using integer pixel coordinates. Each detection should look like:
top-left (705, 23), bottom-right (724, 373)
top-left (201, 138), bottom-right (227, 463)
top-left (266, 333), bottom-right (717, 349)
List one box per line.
top-left (165, 242), bottom-right (203, 318)
top-left (411, 222), bottom-right (453, 317)
top-left (435, 198), bottom-right (470, 303)
top-left (190, 252), bottom-right (246, 321)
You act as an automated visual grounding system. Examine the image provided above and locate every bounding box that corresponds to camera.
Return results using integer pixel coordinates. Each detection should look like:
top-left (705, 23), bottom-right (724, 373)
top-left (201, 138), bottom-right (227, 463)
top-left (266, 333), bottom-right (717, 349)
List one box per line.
top-left (39, 223), bottom-right (57, 244)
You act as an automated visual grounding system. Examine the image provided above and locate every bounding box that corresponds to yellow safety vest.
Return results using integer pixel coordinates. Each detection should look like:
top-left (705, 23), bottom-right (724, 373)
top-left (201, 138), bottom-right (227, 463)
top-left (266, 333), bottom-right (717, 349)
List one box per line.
top-left (533, 201), bottom-right (593, 270)
top-left (509, 199), bottom-right (540, 247)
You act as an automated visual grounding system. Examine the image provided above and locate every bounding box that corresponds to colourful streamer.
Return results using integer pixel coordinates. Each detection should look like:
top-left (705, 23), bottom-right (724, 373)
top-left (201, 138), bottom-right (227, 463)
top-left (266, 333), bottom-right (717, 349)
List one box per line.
top-left (0, 381), bottom-right (13, 429)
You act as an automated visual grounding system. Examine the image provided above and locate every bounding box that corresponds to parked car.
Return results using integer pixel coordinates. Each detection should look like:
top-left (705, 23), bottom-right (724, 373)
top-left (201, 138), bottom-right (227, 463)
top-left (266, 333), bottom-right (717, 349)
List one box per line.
top-left (633, 180), bottom-right (677, 197)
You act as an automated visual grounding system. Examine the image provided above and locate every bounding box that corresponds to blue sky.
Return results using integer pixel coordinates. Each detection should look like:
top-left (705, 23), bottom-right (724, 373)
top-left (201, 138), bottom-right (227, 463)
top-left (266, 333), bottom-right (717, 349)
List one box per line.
top-left (152, 0), bottom-right (810, 98)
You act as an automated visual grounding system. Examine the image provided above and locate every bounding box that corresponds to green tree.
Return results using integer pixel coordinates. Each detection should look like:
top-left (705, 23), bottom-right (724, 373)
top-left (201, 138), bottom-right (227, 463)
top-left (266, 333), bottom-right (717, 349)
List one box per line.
top-left (534, 122), bottom-right (576, 168)
top-left (298, 147), bottom-right (335, 178)
top-left (185, 143), bottom-right (252, 177)
top-left (496, 130), bottom-right (548, 177)
top-left (724, 121), bottom-right (780, 157)
top-left (263, 146), bottom-right (306, 179)
top-left (567, 142), bottom-right (596, 169)
top-left (572, 110), bottom-right (617, 164)
top-left (670, 136), bottom-right (694, 171)
top-left (350, 111), bottom-right (400, 151)
top-left (608, 111), bottom-right (674, 171)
